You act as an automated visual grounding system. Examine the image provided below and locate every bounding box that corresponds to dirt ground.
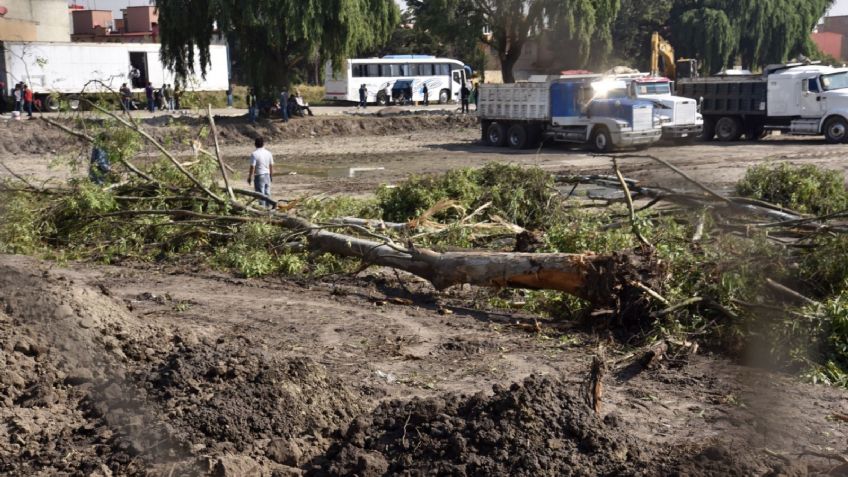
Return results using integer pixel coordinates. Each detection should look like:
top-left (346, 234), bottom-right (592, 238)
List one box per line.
top-left (2, 113), bottom-right (848, 476)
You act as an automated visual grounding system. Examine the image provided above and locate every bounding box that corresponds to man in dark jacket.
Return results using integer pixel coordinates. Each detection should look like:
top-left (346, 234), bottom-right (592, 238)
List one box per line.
top-left (460, 83), bottom-right (470, 113)
top-left (145, 82), bottom-right (155, 112)
top-left (358, 84), bottom-right (367, 109)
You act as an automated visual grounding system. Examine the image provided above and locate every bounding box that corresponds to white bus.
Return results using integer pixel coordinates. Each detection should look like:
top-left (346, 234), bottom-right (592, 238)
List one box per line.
top-left (324, 55), bottom-right (469, 105)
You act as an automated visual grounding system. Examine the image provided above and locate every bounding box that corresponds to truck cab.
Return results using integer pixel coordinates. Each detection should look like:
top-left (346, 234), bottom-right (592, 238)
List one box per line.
top-left (595, 74), bottom-right (703, 141)
top-left (766, 65), bottom-right (848, 142)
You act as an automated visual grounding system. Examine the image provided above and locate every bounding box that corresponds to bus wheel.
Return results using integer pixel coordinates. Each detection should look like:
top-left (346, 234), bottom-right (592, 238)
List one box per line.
top-left (438, 89), bottom-right (450, 104)
top-left (715, 116), bottom-right (742, 141)
top-left (45, 95), bottom-right (60, 112)
top-left (376, 91), bottom-right (389, 106)
top-left (507, 124), bottom-right (528, 149)
top-left (486, 122), bottom-right (507, 147)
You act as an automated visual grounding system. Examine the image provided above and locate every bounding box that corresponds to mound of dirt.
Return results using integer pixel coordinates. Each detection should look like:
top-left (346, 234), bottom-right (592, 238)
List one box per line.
top-left (311, 375), bottom-right (649, 476)
top-left (0, 256), bottom-right (362, 476)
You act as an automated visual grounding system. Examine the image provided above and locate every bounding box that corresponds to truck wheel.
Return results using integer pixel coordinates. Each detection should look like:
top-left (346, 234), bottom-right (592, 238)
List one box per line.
top-left (715, 116), bottom-right (742, 142)
top-left (438, 89), bottom-right (450, 104)
top-left (376, 91), bottom-right (389, 106)
top-left (590, 126), bottom-right (612, 153)
top-left (823, 116), bottom-right (848, 144)
top-left (486, 122), bottom-right (507, 147)
top-left (746, 126), bottom-right (767, 141)
top-left (507, 124), bottom-right (528, 149)
top-left (481, 120), bottom-right (491, 143)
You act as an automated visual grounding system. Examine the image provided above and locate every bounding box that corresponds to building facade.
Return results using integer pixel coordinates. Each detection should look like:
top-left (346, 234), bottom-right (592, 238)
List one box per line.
top-left (0, 0), bottom-right (71, 42)
top-left (814, 15), bottom-right (848, 61)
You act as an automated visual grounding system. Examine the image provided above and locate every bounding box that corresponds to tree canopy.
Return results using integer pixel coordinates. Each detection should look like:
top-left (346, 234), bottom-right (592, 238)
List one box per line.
top-left (670, 0), bottom-right (834, 74)
top-left (156, 0), bottom-right (400, 94)
top-left (411, 0), bottom-right (620, 83)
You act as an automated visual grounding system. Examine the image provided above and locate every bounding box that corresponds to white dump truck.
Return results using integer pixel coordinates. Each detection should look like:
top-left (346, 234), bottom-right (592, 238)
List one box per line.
top-left (613, 75), bottom-right (703, 141)
top-left (678, 62), bottom-right (848, 143)
top-left (1, 41), bottom-right (229, 110)
top-left (478, 76), bottom-right (663, 152)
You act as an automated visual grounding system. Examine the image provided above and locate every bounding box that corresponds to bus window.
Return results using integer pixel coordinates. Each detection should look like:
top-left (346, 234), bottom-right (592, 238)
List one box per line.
top-left (409, 64), bottom-right (419, 76)
top-left (398, 64), bottom-right (410, 76)
top-left (382, 64), bottom-right (401, 77)
top-left (352, 64), bottom-right (365, 77)
top-left (366, 64), bottom-right (380, 77)
top-left (418, 63), bottom-right (433, 76)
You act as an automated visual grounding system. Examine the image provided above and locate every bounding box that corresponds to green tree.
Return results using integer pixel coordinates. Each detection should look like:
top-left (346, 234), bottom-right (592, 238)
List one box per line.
top-left (156, 0), bottom-right (400, 96)
top-left (411, 0), bottom-right (619, 83)
top-left (610, 0), bottom-right (672, 70)
top-left (669, 0), bottom-right (834, 74)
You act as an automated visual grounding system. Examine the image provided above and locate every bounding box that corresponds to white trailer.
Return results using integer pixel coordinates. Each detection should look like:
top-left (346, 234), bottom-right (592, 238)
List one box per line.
top-left (1, 41), bottom-right (229, 108)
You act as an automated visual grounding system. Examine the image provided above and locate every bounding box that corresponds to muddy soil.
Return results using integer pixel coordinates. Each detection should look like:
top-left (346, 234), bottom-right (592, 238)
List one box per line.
top-left (1, 256), bottom-right (846, 476)
top-left (2, 114), bottom-right (848, 476)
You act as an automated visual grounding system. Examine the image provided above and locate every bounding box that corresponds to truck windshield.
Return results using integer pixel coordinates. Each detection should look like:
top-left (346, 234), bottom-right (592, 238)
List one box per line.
top-left (635, 82), bottom-right (671, 95)
top-left (820, 72), bottom-right (848, 91)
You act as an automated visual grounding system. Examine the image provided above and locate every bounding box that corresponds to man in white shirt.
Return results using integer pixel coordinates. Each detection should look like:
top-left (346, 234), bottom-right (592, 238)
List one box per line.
top-left (247, 137), bottom-right (274, 208)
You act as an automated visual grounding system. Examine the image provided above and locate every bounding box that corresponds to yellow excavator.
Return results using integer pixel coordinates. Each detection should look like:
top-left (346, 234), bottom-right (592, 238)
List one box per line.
top-left (651, 32), bottom-right (698, 79)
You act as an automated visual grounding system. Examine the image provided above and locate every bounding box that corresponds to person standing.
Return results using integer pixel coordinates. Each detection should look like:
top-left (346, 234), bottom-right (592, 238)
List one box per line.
top-left (460, 83), bottom-right (470, 114)
top-left (23, 84), bottom-right (34, 118)
top-left (145, 82), bottom-right (155, 112)
top-left (247, 136), bottom-right (274, 208)
top-left (422, 84), bottom-right (429, 106)
top-left (471, 82), bottom-right (479, 111)
top-left (247, 88), bottom-right (257, 124)
top-left (162, 84), bottom-right (172, 111)
top-left (358, 84), bottom-right (367, 109)
top-left (119, 83), bottom-right (132, 110)
top-left (13, 83), bottom-right (22, 113)
top-left (279, 88), bottom-right (289, 122)
top-left (0, 82), bottom-right (6, 114)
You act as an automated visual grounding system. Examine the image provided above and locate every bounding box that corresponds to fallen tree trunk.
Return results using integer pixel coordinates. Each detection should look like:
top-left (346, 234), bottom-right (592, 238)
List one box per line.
top-left (306, 229), bottom-right (659, 307)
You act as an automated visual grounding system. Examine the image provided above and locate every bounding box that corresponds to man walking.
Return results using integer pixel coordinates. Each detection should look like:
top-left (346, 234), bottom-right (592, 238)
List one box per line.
top-left (247, 136), bottom-right (274, 208)
top-left (23, 84), bottom-right (33, 118)
top-left (460, 83), bottom-right (470, 114)
top-left (145, 82), bottom-right (155, 112)
top-left (422, 84), bottom-right (429, 106)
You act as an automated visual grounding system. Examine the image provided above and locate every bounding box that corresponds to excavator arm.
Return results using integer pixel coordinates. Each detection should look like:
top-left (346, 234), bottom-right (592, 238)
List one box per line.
top-left (651, 32), bottom-right (677, 79)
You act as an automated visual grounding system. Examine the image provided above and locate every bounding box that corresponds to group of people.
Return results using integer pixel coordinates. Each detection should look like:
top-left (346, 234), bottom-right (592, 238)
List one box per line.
top-left (246, 88), bottom-right (313, 124)
top-left (2, 82), bottom-right (35, 118)
top-left (118, 82), bottom-right (180, 112)
top-left (356, 81), bottom-right (479, 111)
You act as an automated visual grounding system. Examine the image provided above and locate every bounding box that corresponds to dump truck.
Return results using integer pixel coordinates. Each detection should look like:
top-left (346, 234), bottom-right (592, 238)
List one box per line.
top-left (677, 62), bottom-right (848, 143)
top-left (478, 76), bottom-right (663, 152)
top-left (1, 41), bottom-right (230, 110)
top-left (594, 73), bottom-right (703, 141)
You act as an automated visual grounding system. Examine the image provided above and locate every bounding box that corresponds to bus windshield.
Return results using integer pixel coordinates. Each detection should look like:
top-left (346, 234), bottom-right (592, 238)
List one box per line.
top-left (821, 72), bottom-right (848, 91)
top-left (634, 82), bottom-right (671, 95)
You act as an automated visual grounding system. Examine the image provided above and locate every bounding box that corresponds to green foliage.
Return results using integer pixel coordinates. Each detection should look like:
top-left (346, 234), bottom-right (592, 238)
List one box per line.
top-left (670, 0), bottom-right (834, 73)
top-left (410, 0), bottom-right (619, 83)
top-left (214, 222), bottom-right (305, 278)
top-left (298, 196), bottom-right (382, 223)
top-left (610, 0), bottom-right (673, 69)
top-left (156, 0), bottom-right (400, 96)
top-left (736, 162), bottom-right (848, 215)
top-left (800, 235), bottom-right (848, 296)
top-left (378, 163), bottom-right (555, 228)
top-left (0, 190), bottom-right (48, 255)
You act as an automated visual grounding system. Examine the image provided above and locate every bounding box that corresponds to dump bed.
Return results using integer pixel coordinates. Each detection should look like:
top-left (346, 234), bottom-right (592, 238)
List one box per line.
top-left (478, 82), bottom-right (550, 121)
top-left (677, 77), bottom-right (767, 116)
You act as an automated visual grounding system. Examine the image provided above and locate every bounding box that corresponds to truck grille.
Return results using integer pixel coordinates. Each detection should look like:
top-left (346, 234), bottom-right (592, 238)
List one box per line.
top-left (674, 101), bottom-right (696, 125)
top-left (633, 107), bottom-right (653, 131)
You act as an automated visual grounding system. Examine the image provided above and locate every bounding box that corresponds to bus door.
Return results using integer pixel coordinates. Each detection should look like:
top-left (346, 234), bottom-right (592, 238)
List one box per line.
top-left (452, 69), bottom-right (464, 101)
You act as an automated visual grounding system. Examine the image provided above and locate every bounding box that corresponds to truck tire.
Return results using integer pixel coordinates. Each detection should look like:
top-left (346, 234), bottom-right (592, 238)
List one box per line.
top-left (376, 91), bottom-right (389, 106)
top-left (481, 120), bottom-right (491, 143)
top-left (823, 116), bottom-right (848, 144)
top-left (507, 124), bottom-right (528, 149)
top-left (746, 125), bottom-right (767, 141)
top-left (486, 122), bottom-right (507, 147)
top-left (715, 116), bottom-right (742, 142)
top-left (438, 89), bottom-right (450, 104)
top-left (590, 126), bottom-right (613, 153)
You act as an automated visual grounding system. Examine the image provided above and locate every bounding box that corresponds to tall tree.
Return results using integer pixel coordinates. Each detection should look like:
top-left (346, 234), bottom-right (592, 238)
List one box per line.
top-left (669, 0), bottom-right (834, 74)
top-left (610, 0), bottom-right (672, 70)
top-left (156, 0), bottom-right (400, 95)
top-left (412, 0), bottom-right (619, 83)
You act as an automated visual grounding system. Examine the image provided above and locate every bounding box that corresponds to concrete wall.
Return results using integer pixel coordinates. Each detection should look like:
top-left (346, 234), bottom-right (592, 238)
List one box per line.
top-left (124, 6), bottom-right (157, 33)
top-left (72, 10), bottom-right (113, 35)
top-left (0, 0), bottom-right (70, 42)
